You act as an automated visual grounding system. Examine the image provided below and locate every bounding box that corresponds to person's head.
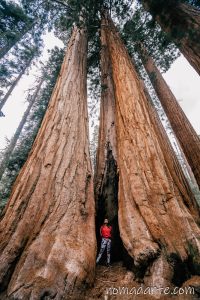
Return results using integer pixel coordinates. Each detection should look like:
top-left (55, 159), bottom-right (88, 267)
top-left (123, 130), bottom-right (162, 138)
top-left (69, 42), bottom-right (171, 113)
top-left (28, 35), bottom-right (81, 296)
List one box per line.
top-left (104, 218), bottom-right (108, 225)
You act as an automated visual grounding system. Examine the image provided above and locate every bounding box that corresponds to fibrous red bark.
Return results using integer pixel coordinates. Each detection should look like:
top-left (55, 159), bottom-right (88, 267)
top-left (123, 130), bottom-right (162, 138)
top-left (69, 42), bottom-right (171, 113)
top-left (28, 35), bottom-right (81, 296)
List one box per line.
top-left (141, 0), bottom-right (200, 75)
top-left (94, 21), bottom-right (117, 200)
top-left (141, 80), bottom-right (199, 221)
top-left (94, 21), bottom-right (124, 261)
top-left (0, 26), bottom-right (96, 299)
top-left (140, 45), bottom-right (200, 190)
top-left (102, 14), bottom-right (200, 288)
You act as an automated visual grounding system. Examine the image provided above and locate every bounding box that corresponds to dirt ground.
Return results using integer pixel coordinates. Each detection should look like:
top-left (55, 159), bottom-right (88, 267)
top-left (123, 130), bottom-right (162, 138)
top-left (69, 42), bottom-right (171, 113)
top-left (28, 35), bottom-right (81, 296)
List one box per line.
top-left (0, 262), bottom-right (199, 299)
top-left (82, 262), bottom-right (199, 300)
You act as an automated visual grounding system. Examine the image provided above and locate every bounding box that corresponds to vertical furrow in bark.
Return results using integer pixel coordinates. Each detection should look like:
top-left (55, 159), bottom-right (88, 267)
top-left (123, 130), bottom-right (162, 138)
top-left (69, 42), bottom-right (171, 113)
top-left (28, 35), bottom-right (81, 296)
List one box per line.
top-left (139, 45), bottom-right (200, 190)
top-left (94, 18), bottom-right (122, 262)
top-left (141, 0), bottom-right (200, 75)
top-left (102, 15), bottom-right (200, 288)
top-left (94, 22), bottom-right (117, 194)
top-left (140, 80), bottom-right (200, 220)
top-left (0, 26), bottom-right (96, 299)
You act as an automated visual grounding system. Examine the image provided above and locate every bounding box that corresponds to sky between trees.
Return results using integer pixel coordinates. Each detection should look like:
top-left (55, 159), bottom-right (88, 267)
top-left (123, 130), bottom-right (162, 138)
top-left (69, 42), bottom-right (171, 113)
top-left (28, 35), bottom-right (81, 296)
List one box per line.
top-left (0, 22), bottom-right (200, 150)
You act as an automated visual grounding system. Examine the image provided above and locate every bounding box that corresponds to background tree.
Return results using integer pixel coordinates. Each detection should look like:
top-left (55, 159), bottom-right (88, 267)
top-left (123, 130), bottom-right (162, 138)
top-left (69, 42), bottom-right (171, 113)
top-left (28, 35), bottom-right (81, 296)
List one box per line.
top-left (140, 0), bottom-right (200, 75)
top-left (0, 46), bottom-right (64, 211)
top-left (0, 0), bottom-right (32, 59)
top-left (0, 0), bottom-right (65, 60)
top-left (0, 76), bottom-right (44, 182)
top-left (89, 124), bottom-right (99, 169)
top-left (123, 4), bottom-right (200, 189)
top-left (139, 45), bottom-right (200, 189)
top-left (0, 40), bottom-right (43, 113)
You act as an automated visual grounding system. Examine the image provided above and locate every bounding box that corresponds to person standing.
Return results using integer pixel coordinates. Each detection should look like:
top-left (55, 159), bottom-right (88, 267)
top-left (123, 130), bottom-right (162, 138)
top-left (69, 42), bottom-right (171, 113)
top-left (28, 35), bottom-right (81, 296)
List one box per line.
top-left (96, 218), bottom-right (112, 266)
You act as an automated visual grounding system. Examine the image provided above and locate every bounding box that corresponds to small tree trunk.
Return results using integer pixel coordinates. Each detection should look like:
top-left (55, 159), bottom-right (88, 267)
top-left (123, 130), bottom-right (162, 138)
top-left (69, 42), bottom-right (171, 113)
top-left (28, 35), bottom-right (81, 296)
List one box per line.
top-left (0, 21), bottom-right (34, 60)
top-left (139, 45), bottom-right (200, 189)
top-left (141, 0), bottom-right (200, 75)
top-left (0, 78), bottom-right (44, 182)
top-left (103, 15), bottom-right (200, 289)
top-left (0, 57), bottom-right (33, 112)
top-left (174, 136), bottom-right (199, 187)
top-left (0, 26), bottom-right (96, 299)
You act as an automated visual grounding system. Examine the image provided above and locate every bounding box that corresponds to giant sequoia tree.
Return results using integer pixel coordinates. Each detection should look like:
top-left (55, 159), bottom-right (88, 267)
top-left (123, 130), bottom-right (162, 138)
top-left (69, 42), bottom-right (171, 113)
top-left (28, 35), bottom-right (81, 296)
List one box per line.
top-left (102, 13), bottom-right (200, 287)
top-left (140, 80), bottom-right (200, 219)
top-left (139, 44), bottom-right (200, 189)
top-left (140, 0), bottom-right (200, 75)
top-left (94, 21), bottom-right (125, 261)
top-left (0, 0), bottom-right (200, 298)
top-left (0, 26), bottom-right (96, 299)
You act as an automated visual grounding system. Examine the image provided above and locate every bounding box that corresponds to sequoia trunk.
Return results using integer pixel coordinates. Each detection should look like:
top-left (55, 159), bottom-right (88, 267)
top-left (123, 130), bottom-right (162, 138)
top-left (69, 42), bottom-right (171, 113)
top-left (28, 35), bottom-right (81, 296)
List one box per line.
top-left (0, 26), bottom-right (96, 299)
top-left (103, 15), bottom-right (200, 289)
top-left (141, 80), bottom-right (199, 219)
top-left (141, 0), bottom-right (200, 75)
top-left (94, 21), bottom-right (123, 262)
top-left (140, 46), bottom-right (200, 189)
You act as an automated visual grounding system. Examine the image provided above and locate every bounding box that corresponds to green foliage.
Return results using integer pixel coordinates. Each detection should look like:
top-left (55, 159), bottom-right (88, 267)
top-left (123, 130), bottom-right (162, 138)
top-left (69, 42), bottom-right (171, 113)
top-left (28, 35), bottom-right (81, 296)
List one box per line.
top-left (0, 40), bottom-right (43, 105)
top-left (1, 0), bottom-right (194, 210)
top-left (0, 47), bottom-right (64, 209)
top-left (138, 0), bottom-right (200, 44)
top-left (0, 0), bottom-right (32, 51)
top-left (188, 0), bottom-right (200, 8)
top-left (123, 4), bottom-right (180, 73)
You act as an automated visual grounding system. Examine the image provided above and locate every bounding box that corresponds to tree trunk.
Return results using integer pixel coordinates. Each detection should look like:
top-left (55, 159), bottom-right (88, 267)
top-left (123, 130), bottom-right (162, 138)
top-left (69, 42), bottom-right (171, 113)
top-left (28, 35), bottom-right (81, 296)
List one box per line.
top-left (94, 20), bottom-right (124, 262)
top-left (103, 14), bottom-right (200, 289)
top-left (0, 78), bottom-right (44, 183)
top-left (0, 26), bottom-right (96, 299)
top-left (141, 0), bottom-right (200, 75)
top-left (0, 21), bottom-right (34, 60)
top-left (139, 45), bottom-right (200, 189)
top-left (94, 20), bottom-right (117, 205)
top-left (141, 80), bottom-right (200, 219)
top-left (173, 135), bottom-right (199, 187)
top-left (0, 57), bottom-right (33, 112)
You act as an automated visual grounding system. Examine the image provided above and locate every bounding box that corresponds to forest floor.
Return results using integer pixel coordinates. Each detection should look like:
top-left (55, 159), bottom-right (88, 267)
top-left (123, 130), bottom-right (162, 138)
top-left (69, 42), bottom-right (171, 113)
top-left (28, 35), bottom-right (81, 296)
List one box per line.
top-left (80, 261), bottom-right (199, 300)
top-left (0, 262), bottom-right (199, 299)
